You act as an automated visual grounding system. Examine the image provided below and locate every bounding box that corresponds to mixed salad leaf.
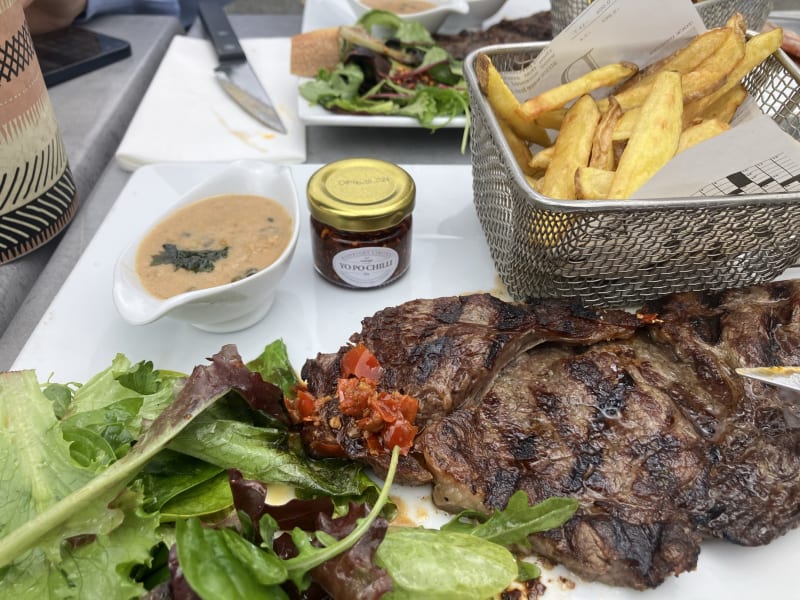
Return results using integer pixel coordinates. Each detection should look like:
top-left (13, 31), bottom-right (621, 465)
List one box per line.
top-left (299, 10), bottom-right (470, 151)
top-left (0, 340), bottom-right (577, 599)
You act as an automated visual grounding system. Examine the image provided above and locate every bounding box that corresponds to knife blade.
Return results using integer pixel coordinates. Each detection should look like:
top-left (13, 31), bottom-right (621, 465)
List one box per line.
top-left (198, 0), bottom-right (287, 134)
top-left (735, 366), bottom-right (800, 392)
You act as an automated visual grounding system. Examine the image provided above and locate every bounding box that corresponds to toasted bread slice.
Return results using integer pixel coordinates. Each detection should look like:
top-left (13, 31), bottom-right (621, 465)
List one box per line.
top-left (290, 27), bottom-right (341, 77)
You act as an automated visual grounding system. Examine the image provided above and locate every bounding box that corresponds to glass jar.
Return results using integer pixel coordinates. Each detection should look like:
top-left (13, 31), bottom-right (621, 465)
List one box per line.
top-left (307, 158), bottom-right (415, 289)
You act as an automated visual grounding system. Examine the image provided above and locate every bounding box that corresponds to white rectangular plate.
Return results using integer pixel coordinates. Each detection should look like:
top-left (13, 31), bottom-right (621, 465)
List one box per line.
top-left (11, 162), bottom-right (799, 599)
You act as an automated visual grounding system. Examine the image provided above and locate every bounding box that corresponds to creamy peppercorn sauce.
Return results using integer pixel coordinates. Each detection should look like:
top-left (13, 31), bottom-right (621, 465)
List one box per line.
top-left (360, 0), bottom-right (437, 13)
top-left (135, 194), bottom-right (293, 299)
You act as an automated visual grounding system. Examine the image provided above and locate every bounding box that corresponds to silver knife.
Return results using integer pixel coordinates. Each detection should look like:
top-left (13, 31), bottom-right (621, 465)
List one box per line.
top-left (736, 366), bottom-right (800, 392)
top-left (198, 0), bottom-right (287, 134)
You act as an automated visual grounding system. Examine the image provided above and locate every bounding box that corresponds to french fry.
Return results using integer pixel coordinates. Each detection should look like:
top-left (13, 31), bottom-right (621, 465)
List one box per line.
top-left (608, 71), bottom-right (683, 200)
top-left (498, 119), bottom-right (538, 176)
top-left (610, 27), bottom-right (735, 110)
top-left (679, 19), bottom-right (746, 103)
top-left (534, 108), bottom-right (567, 130)
top-left (616, 26), bottom-right (732, 93)
top-left (608, 24), bottom-right (744, 112)
top-left (698, 83), bottom-right (747, 124)
top-left (528, 145), bottom-right (555, 173)
top-left (516, 62), bottom-right (638, 122)
top-left (476, 54), bottom-right (551, 146)
top-left (683, 26), bottom-right (783, 124)
top-left (539, 95), bottom-right (600, 200)
top-left (525, 175), bottom-right (542, 192)
top-left (677, 118), bottom-right (730, 153)
top-left (590, 96), bottom-right (622, 170)
top-left (575, 166), bottom-right (614, 200)
top-left (611, 106), bottom-right (640, 141)
top-left (724, 11), bottom-right (747, 38)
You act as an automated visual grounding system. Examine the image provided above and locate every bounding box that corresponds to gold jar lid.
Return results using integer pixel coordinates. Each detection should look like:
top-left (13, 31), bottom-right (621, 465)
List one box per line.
top-left (307, 158), bottom-right (415, 232)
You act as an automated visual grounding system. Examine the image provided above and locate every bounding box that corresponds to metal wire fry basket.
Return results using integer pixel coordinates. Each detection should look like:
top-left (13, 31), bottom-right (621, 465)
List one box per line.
top-left (464, 42), bottom-right (800, 307)
top-left (551, 0), bottom-right (774, 35)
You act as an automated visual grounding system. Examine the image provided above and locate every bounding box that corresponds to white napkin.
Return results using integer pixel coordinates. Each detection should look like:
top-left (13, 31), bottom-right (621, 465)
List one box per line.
top-left (116, 36), bottom-right (305, 170)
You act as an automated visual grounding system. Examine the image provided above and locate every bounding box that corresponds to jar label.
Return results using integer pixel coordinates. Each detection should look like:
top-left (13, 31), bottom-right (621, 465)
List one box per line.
top-left (333, 247), bottom-right (399, 287)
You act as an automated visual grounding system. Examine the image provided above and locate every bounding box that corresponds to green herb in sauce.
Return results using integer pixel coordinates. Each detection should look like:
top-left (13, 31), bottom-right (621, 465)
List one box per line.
top-left (150, 243), bottom-right (229, 273)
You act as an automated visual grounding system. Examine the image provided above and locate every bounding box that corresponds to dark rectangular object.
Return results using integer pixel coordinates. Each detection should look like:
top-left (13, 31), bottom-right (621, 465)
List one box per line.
top-left (33, 26), bottom-right (131, 87)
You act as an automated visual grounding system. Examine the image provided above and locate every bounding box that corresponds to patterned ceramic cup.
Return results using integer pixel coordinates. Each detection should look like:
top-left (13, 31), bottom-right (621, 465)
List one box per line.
top-left (0, 0), bottom-right (77, 264)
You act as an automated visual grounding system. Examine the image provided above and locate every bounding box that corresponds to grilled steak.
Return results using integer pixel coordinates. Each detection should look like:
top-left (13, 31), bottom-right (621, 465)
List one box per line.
top-left (300, 293), bottom-right (641, 483)
top-left (294, 281), bottom-right (800, 589)
top-left (434, 11), bottom-right (553, 60)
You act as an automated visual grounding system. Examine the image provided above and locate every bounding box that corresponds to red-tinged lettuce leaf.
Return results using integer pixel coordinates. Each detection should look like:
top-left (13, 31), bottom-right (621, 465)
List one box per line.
top-left (0, 345), bottom-right (274, 570)
top-left (172, 344), bottom-right (286, 425)
top-left (229, 469), bottom-right (335, 544)
top-left (167, 543), bottom-right (201, 600)
top-left (310, 503), bottom-right (393, 600)
top-left (166, 447), bottom-right (401, 600)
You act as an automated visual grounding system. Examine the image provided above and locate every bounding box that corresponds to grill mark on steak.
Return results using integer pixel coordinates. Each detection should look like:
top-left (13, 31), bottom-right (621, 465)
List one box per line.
top-left (295, 281), bottom-right (800, 589)
top-left (568, 354), bottom-right (634, 419)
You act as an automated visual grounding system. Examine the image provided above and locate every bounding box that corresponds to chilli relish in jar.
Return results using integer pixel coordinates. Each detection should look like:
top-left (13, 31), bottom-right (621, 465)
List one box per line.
top-left (307, 158), bottom-right (415, 289)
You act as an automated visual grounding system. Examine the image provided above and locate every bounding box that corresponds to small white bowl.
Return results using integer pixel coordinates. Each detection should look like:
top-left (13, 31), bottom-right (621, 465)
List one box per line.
top-left (112, 160), bottom-right (300, 333)
top-left (347, 0), bottom-right (470, 33)
top-left (441, 0), bottom-right (507, 31)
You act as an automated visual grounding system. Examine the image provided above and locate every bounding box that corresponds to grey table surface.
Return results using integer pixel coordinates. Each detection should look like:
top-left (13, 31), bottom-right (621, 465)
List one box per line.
top-left (0, 9), bottom-right (470, 371)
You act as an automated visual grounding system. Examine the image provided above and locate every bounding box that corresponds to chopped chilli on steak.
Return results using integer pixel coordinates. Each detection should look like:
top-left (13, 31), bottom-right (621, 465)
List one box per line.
top-left (288, 281), bottom-right (800, 590)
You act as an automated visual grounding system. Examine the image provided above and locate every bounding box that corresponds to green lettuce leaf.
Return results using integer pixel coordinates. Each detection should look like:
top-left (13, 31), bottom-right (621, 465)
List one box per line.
top-left (67, 354), bottom-right (182, 422)
top-left (159, 471), bottom-right (233, 521)
top-left (0, 345), bottom-right (263, 569)
top-left (246, 339), bottom-right (302, 400)
top-left (357, 9), bottom-right (435, 44)
top-left (0, 485), bottom-right (159, 600)
top-left (0, 370), bottom-right (105, 562)
top-left (376, 528), bottom-right (518, 600)
top-left (169, 415), bottom-right (375, 497)
top-left (299, 63), bottom-right (365, 104)
top-left (442, 491), bottom-right (578, 549)
top-left (139, 449), bottom-right (226, 513)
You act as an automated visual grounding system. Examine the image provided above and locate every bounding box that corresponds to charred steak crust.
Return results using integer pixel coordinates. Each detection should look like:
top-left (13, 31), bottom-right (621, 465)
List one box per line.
top-left (296, 282), bottom-right (800, 589)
